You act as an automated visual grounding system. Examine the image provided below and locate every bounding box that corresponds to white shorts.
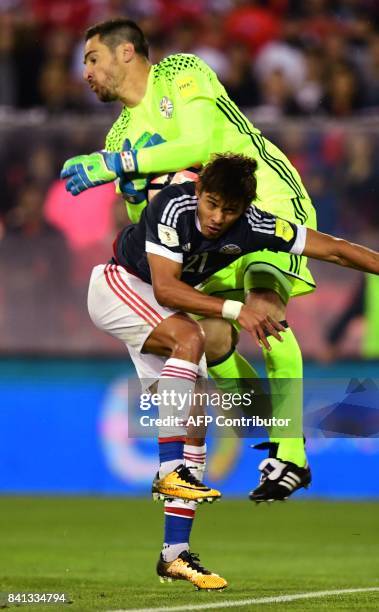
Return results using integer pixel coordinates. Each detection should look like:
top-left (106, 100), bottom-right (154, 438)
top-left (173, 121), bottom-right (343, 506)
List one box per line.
top-left (87, 263), bottom-right (207, 381)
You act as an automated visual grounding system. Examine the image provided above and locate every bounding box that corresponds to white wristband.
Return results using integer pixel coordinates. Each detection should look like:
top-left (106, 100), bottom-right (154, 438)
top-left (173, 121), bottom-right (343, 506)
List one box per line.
top-left (222, 300), bottom-right (243, 320)
top-left (120, 150), bottom-right (137, 173)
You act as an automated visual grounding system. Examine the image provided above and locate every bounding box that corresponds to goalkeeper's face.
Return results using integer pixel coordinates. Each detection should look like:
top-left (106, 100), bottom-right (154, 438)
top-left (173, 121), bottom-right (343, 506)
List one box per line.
top-left (83, 35), bottom-right (125, 102)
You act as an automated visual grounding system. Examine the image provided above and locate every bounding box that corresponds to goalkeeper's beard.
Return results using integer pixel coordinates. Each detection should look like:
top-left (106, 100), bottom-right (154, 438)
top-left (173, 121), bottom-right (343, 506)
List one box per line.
top-left (92, 78), bottom-right (118, 103)
top-left (97, 88), bottom-right (118, 102)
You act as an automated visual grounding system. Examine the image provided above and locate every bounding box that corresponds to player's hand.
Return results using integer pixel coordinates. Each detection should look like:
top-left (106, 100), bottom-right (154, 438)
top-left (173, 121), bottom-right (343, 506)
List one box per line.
top-left (60, 150), bottom-right (138, 196)
top-left (237, 305), bottom-right (286, 351)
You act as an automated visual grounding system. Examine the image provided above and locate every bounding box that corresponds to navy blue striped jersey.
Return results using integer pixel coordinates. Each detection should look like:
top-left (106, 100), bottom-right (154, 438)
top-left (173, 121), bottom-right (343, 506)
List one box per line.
top-left (113, 182), bottom-right (306, 286)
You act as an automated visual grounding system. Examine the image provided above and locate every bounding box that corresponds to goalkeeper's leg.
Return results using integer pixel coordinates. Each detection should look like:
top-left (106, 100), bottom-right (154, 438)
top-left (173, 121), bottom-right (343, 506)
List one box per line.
top-left (243, 268), bottom-right (311, 501)
top-left (193, 285), bottom-right (309, 500)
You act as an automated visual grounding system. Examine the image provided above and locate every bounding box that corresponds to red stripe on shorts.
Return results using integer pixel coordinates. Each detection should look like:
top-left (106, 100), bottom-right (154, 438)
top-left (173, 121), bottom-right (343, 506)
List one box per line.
top-left (104, 264), bottom-right (162, 328)
top-left (114, 266), bottom-right (163, 325)
top-left (104, 265), bottom-right (156, 327)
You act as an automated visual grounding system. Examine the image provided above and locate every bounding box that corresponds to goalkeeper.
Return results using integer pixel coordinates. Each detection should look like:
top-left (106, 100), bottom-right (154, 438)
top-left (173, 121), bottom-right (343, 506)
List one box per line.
top-left (61, 18), bottom-right (316, 502)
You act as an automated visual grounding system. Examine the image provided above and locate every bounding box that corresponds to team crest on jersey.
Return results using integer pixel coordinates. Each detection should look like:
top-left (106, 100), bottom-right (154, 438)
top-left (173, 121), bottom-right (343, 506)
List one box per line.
top-left (219, 244), bottom-right (242, 255)
top-left (158, 223), bottom-right (179, 247)
top-left (159, 96), bottom-right (174, 118)
top-left (182, 243), bottom-right (191, 251)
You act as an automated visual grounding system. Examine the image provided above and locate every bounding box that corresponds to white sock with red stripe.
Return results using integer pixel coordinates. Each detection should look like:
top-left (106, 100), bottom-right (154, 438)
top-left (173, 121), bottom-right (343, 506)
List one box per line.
top-left (183, 443), bottom-right (207, 482)
top-left (157, 358), bottom-right (199, 441)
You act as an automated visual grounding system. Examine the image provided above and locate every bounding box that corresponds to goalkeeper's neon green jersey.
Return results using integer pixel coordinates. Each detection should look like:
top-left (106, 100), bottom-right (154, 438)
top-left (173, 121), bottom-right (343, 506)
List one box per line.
top-left (106, 53), bottom-right (312, 224)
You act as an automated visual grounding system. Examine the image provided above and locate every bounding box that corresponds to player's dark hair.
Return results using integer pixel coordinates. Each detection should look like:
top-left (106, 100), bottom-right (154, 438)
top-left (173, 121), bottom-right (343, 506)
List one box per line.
top-left (85, 19), bottom-right (149, 58)
top-left (198, 153), bottom-right (257, 209)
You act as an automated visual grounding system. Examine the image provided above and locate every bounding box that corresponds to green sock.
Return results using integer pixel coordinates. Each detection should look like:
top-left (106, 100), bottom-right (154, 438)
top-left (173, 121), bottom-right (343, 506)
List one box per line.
top-left (208, 349), bottom-right (258, 408)
top-left (262, 328), bottom-right (307, 467)
top-left (208, 349), bottom-right (271, 423)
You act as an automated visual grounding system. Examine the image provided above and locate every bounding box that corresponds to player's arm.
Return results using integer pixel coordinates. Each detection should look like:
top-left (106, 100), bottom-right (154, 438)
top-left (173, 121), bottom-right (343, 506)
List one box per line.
top-left (61, 97), bottom-right (215, 196)
top-left (266, 216), bottom-right (379, 274)
top-left (148, 253), bottom-right (224, 317)
top-left (147, 253), bottom-right (284, 350)
top-left (302, 228), bottom-right (379, 274)
top-left (248, 210), bottom-right (379, 275)
top-left (136, 97), bottom-right (215, 174)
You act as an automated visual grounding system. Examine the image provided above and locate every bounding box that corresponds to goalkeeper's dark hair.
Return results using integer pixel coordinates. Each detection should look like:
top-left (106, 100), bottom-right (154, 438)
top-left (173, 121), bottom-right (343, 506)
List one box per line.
top-left (85, 19), bottom-right (149, 58)
top-left (198, 153), bottom-right (257, 209)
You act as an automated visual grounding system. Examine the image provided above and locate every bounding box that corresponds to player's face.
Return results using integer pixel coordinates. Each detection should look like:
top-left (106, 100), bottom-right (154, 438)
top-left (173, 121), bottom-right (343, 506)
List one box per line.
top-left (197, 191), bottom-right (244, 239)
top-left (83, 35), bottom-right (124, 102)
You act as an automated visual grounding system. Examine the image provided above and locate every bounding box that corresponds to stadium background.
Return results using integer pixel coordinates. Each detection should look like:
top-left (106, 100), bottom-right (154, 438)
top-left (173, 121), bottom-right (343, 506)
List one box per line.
top-left (1, 0), bottom-right (379, 500)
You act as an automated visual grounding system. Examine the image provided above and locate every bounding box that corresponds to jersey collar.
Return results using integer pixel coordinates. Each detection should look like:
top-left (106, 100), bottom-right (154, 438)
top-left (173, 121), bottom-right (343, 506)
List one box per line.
top-left (195, 211), bottom-right (202, 233)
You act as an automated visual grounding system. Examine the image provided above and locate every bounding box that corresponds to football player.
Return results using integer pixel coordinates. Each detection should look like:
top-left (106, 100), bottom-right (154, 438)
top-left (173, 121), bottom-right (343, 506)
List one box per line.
top-left (86, 153), bottom-right (379, 586)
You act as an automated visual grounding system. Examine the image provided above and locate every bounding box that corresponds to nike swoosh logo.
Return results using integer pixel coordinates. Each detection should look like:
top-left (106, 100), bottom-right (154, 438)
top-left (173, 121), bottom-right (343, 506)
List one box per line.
top-left (175, 484), bottom-right (210, 491)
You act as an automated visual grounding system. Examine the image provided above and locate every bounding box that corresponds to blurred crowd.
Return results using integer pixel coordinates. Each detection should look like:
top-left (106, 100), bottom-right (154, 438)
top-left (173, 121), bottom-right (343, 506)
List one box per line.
top-left (1, 0), bottom-right (379, 117)
top-left (1, 0), bottom-right (379, 357)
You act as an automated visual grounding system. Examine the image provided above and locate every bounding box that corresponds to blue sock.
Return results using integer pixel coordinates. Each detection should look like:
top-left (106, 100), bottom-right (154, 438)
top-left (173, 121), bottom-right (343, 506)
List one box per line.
top-left (162, 500), bottom-right (196, 561)
top-left (159, 437), bottom-right (185, 477)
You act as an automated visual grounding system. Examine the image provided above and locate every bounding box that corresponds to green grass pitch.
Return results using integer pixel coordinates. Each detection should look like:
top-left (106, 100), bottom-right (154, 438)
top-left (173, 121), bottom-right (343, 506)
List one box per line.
top-left (1, 498), bottom-right (378, 611)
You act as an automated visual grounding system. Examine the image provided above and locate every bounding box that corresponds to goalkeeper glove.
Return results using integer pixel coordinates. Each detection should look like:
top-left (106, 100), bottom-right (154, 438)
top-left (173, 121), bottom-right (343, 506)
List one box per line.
top-left (60, 149), bottom-right (139, 196)
top-left (118, 133), bottom-right (166, 204)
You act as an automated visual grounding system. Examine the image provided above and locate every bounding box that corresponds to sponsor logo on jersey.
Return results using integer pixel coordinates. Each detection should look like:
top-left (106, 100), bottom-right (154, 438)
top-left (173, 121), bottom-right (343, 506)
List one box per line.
top-left (158, 223), bottom-right (179, 247)
top-left (275, 218), bottom-right (294, 242)
top-left (219, 244), bottom-right (242, 255)
top-left (182, 243), bottom-right (191, 251)
top-left (175, 75), bottom-right (200, 100)
top-left (159, 96), bottom-right (174, 118)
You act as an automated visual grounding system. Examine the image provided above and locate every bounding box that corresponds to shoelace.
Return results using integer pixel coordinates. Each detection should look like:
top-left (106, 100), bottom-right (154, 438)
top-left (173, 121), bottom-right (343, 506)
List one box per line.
top-left (181, 551), bottom-right (210, 574)
top-left (177, 465), bottom-right (204, 487)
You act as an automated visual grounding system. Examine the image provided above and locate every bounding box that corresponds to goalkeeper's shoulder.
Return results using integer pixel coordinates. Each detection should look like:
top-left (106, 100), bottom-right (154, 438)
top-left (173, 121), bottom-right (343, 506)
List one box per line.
top-left (154, 53), bottom-right (214, 79)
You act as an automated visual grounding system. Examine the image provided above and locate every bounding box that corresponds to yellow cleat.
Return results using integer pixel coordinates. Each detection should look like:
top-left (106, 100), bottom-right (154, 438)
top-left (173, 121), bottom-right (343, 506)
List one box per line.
top-left (152, 465), bottom-right (221, 503)
top-left (157, 550), bottom-right (228, 591)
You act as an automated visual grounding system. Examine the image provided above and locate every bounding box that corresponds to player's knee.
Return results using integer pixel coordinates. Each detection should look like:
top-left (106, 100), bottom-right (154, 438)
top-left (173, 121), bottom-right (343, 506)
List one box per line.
top-left (172, 319), bottom-right (205, 362)
top-left (200, 318), bottom-right (235, 362)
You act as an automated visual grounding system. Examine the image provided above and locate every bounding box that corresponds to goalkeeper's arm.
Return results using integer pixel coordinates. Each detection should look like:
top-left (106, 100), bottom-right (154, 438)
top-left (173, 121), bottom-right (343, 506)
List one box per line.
top-left (61, 100), bottom-right (215, 195)
top-left (136, 98), bottom-right (215, 174)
